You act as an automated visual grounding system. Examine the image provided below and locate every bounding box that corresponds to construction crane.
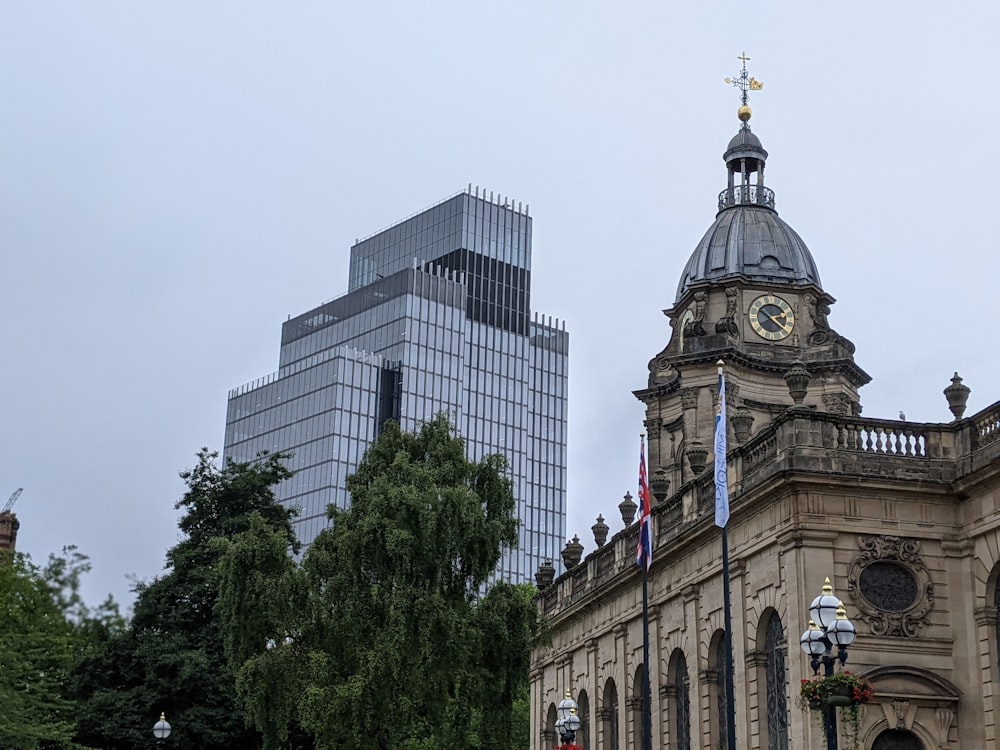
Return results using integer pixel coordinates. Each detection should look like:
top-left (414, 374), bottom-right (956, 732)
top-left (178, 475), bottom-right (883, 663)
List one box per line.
top-left (3, 488), bottom-right (22, 513)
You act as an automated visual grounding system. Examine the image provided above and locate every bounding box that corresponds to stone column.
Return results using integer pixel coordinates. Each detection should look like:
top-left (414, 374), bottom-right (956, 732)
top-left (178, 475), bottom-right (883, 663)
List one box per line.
top-left (682, 584), bottom-right (702, 749)
top-left (530, 665), bottom-right (544, 750)
top-left (648, 604), bottom-right (663, 742)
top-left (614, 622), bottom-right (629, 750)
top-left (680, 388), bottom-right (699, 482)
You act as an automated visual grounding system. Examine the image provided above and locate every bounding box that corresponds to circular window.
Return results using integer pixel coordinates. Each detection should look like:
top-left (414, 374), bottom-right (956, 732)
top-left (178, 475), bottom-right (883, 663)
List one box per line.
top-left (859, 562), bottom-right (919, 612)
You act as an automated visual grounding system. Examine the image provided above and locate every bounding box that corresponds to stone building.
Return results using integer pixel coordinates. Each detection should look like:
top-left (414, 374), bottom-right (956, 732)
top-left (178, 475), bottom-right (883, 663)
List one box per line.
top-left (0, 511), bottom-right (19, 552)
top-left (530, 108), bottom-right (1000, 750)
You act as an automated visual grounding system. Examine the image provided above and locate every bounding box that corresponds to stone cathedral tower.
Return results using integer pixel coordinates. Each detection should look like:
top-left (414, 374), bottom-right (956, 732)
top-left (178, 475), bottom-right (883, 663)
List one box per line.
top-left (531, 61), bottom-right (1000, 750)
top-left (637, 106), bottom-right (869, 494)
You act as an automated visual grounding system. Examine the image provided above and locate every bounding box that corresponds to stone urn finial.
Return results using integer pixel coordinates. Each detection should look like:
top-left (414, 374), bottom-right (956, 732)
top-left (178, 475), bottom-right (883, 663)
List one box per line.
top-left (783, 360), bottom-right (811, 407)
top-left (732, 404), bottom-right (755, 444)
top-left (619, 491), bottom-right (637, 525)
top-left (943, 371), bottom-right (971, 420)
top-left (649, 468), bottom-right (671, 503)
top-left (685, 439), bottom-right (709, 476)
top-left (591, 514), bottom-right (609, 548)
top-left (561, 535), bottom-right (584, 570)
top-left (535, 558), bottom-right (555, 590)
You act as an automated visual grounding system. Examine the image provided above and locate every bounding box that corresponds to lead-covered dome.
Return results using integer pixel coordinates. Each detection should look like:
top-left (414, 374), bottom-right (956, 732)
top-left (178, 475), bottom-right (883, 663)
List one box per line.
top-left (674, 125), bottom-right (823, 302)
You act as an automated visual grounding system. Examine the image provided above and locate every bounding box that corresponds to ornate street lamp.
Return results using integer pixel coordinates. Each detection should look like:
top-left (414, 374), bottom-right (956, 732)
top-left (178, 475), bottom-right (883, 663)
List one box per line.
top-left (556, 690), bottom-right (583, 749)
top-left (152, 712), bottom-right (172, 746)
top-left (800, 578), bottom-right (857, 750)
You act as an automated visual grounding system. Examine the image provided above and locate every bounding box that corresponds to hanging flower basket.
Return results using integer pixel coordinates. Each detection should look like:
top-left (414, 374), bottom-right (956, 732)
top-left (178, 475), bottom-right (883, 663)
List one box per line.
top-left (798, 672), bottom-right (875, 750)
top-left (798, 671), bottom-right (874, 711)
top-left (826, 683), bottom-right (855, 707)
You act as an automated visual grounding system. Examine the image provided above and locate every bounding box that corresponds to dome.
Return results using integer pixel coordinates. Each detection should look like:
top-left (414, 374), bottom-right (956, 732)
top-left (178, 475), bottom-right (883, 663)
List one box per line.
top-left (725, 127), bottom-right (765, 156)
top-left (674, 125), bottom-right (823, 302)
top-left (674, 205), bottom-right (822, 302)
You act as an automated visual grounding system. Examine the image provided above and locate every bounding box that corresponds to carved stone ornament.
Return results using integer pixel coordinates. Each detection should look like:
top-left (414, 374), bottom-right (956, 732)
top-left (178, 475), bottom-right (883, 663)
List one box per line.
top-left (846, 535), bottom-right (934, 637)
top-left (680, 389), bottom-right (699, 410)
top-left (709, 381), bottom-right (739, 408)
top-left (822, 392), bottom-right (853, 416)
top-left (684, 292), bottom-right (708, 337)
top-left (715, 286), bottom-right (740, 335)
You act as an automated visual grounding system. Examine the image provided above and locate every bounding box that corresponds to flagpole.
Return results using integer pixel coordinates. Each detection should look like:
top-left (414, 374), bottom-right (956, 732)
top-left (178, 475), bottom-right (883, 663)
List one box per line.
top-left (641, 564), bottom-right (652, 750)
top-left (716, 361), bottom-right (737, 750)
top-left (636, 434), bottom-right (653, 750)
top-left (722, 526), bottom-right (737, 750)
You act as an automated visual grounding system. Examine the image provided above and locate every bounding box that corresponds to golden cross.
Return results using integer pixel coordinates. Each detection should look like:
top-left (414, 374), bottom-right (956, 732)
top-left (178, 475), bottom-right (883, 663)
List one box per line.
top-left (724, 51), bottom-right (764, 106)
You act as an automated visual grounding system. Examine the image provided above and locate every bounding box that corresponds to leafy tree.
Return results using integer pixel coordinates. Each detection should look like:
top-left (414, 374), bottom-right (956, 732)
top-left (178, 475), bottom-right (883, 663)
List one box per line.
top-left (72, 449), bottom-right (297, 750)
top-left (218, 415), bottom-right (546, 750)
top-left (0, 546), bottom-right (121, 750)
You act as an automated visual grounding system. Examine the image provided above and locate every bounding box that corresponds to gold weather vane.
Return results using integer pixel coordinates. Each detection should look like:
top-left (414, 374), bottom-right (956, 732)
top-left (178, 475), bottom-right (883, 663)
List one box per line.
top-left (724, 51), bottom-right (764, 108)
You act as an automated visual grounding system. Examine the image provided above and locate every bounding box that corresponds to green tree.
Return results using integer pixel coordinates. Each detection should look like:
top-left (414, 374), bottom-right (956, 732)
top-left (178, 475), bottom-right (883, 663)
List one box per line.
top-left (0, 546), bottom-right (121, 750)
top-left (72, 449), bottom-right (297, 749)
top-left (219, 415), bottom-right (546, 750)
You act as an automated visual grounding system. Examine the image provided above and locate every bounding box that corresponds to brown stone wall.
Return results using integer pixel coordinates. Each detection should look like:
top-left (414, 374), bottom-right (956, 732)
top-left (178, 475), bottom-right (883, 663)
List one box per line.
top-left (533, 403), bottom-right (1000, 749)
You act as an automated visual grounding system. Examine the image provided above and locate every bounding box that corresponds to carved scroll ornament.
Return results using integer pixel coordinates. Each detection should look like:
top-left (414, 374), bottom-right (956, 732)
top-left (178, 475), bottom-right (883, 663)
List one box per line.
top-left (846, 535), bottom-right (934, 638)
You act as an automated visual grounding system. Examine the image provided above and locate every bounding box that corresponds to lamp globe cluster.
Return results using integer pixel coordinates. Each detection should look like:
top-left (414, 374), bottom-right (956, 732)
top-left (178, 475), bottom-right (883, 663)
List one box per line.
top-left (555, 690), bottom-right (582, 747)
top-left (800, 577), bottom-right (856, 669)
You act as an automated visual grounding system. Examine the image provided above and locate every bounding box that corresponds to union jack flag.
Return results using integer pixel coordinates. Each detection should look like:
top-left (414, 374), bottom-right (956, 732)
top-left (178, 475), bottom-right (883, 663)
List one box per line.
top-left (636, 436), bottom-right (653, 571)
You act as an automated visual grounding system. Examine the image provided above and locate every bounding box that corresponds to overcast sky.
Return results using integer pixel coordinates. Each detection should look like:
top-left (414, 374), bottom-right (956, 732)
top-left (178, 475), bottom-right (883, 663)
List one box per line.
top-left (3, 2), bottom-right (997, 609)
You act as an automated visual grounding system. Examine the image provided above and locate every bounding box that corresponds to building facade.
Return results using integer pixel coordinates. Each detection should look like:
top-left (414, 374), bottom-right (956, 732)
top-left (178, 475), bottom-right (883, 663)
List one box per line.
top-left (224, 187), bottom-right (568, 584)
top-left (530, 111), bottom-right (1000, 749)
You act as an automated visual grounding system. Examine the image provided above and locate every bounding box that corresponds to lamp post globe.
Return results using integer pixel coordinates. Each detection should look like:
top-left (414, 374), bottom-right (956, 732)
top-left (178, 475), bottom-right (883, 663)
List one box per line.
top-left (152, 712), bottom-right (171, 745)
top-left (809, 577), bottom-right (840, 629)
top-left (799, 619), bottom-right (826, 657)
top-left (565, 709), bottom-right (582, 738)
top-left (557, 690), bottom-right (577, 721)
top-left (827, 602), bottom-right (857, 649)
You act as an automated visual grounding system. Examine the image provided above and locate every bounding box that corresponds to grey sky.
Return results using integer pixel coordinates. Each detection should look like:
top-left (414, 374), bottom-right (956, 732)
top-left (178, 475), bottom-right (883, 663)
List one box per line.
top-left (4, 3), bottom-right (997, 609)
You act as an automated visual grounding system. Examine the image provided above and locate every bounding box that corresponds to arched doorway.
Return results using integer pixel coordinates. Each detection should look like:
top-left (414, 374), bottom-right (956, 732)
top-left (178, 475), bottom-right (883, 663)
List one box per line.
top-left (872, 728), bottom-right (924, 750)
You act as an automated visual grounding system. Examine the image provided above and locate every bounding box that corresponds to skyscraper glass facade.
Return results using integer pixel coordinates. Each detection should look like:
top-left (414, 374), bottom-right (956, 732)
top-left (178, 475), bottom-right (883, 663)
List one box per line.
top-left (223, 187), bottom-right (567, 583)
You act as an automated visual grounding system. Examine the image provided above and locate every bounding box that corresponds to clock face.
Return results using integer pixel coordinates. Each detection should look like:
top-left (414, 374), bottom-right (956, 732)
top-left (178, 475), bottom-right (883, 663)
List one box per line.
top-left (748, 295), bottom-right (795, 340)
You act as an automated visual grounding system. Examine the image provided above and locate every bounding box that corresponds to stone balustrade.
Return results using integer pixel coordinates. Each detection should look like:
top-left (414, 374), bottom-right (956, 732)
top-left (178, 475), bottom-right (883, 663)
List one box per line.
top-left (974, 403), bottom-right (1000, 449)
top-left (539, 400), bottom-right (1000, 619)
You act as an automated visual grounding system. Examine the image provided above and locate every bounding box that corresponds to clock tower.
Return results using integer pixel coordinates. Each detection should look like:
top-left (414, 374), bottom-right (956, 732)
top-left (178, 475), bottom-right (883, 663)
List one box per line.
top-left (635, 72), bottom-right (870, 494)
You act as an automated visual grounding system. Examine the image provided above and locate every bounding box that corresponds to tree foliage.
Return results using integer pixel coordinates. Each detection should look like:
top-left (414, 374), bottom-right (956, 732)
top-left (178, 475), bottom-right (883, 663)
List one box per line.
top-left (218, 415), bottom-right (546, 750)
top-left (71, 449), bottom-right (297, 750)
top-left (0, 546), bottom-right (122, 750)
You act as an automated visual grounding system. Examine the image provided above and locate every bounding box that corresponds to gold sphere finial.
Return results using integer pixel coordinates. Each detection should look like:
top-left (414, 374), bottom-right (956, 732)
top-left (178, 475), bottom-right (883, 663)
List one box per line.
top-left (738, 105), bottom-right (752, 122)
top-left (821, 577), bottom-right (833, 595)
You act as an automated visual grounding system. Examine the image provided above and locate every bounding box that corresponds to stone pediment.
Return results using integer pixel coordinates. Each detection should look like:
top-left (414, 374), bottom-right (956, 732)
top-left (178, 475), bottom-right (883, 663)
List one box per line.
top-left (863, 665), bottom-right (960, 702)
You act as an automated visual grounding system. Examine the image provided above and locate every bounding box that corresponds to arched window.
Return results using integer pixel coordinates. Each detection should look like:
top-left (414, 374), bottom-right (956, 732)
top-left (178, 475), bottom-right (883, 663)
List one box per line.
top-left (872, 728), bottom-right (924, 750)
top-left (668, 650), bottom-right (691, 750)
top-left (576, 690), bottom-right (590, 750)
top-left (630, 665), bottom-right (645, 749)
top-left (764, 613), bottom-right (788, 750)
top-left (544, 703), bottom-right (558, 748)
top-left (601, 678), bottom-right (619, 750)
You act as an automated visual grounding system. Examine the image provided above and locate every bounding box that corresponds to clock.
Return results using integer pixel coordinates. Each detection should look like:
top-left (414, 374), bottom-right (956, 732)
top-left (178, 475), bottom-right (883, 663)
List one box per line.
top-left (748, 295), bottom-right (795, 340)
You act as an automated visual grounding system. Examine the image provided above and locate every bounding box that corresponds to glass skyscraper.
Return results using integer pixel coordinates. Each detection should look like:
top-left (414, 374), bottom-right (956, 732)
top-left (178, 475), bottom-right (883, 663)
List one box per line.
top-left (223, 187), bottom-right (568, 583)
